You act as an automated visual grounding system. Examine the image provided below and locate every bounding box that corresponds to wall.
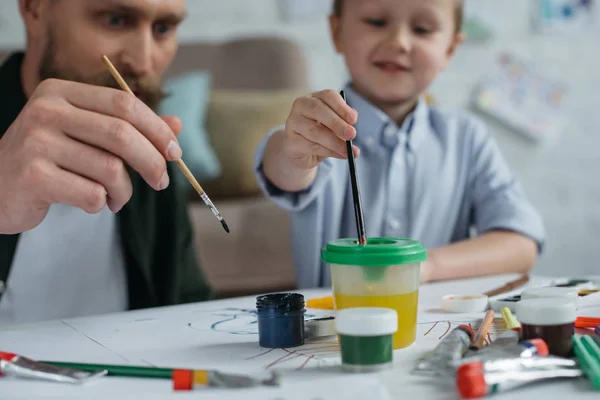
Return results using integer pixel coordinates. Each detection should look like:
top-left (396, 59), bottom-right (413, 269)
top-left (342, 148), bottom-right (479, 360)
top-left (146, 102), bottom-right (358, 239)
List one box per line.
top-left (1, 0), bottom-right (599, 278)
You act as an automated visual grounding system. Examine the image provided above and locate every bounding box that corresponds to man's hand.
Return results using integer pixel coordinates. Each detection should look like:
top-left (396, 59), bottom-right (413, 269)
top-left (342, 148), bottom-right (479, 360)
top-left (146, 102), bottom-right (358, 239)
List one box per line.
top-left (0, 78), bottom-right (183, 235)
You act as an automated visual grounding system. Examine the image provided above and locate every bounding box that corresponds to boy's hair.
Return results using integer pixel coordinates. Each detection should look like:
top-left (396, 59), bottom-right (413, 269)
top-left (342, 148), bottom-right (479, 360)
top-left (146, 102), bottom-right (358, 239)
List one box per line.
top-left (332, 0), bottom-right (464, 34)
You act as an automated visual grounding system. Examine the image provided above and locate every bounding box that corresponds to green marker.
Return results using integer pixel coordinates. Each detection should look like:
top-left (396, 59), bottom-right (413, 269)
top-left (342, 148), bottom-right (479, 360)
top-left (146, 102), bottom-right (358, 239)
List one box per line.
top-left (573, 335), bottom-right (600, 389)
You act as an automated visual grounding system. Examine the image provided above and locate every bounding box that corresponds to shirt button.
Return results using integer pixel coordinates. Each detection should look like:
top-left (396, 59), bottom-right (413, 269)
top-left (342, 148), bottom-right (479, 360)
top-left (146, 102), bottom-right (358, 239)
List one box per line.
top-left (388, 219), bottom-right (401, 230)
top-left (364, 136), bottom-right (375, 148)
top-left (384, 125), bottom-right (396, 137)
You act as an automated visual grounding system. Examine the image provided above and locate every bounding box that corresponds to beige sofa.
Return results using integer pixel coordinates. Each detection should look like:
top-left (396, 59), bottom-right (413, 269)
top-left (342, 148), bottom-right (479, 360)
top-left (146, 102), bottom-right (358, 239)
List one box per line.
top-left (164, 38), bottom-right (309, 298)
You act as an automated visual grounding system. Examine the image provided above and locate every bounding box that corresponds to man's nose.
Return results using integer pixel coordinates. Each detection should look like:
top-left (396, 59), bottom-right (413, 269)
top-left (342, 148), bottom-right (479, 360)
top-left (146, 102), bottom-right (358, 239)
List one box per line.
top-left (119, 30), bottom-right (154, 77)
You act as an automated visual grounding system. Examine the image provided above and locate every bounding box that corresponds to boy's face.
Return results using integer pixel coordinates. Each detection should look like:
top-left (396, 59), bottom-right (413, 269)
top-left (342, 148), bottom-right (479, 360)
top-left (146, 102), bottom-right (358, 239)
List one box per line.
top-left (330, 0), bottom-right (463, 105)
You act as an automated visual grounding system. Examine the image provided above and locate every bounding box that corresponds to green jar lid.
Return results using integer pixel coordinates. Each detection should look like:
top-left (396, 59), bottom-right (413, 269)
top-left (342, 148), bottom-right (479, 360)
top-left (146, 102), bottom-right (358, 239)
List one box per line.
top-left (321, 237), bottom-right (427, 267)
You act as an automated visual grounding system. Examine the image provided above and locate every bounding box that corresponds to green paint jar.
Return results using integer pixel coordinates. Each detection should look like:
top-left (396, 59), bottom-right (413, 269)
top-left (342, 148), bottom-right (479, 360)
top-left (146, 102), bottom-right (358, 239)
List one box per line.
top-left (335, 307), bottom-right (398, 372)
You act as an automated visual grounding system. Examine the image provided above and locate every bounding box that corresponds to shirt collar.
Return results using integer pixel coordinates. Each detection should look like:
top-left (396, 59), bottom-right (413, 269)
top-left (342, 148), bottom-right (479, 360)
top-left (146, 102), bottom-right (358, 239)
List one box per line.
top-left (343, 83), bottom-right (430, 151)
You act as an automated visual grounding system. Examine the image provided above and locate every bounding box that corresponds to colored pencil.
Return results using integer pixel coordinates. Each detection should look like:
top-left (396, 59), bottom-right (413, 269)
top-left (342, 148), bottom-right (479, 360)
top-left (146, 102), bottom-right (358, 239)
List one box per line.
top-left (484, 275), bottom-right (529, 297)
top-left (40, 361), bottom-right (175, 379)
top-left (101, 55), bottom-right (229, 233)
top-left (339, 90), bottom-right (366, 245)
top-left (473, 310), bottom-right (495, 349)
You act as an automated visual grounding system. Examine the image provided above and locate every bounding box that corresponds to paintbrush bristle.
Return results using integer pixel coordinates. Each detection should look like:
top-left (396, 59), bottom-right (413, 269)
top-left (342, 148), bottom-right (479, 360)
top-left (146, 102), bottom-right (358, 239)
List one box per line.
top-left (221, 219), bottom-right (230, 233)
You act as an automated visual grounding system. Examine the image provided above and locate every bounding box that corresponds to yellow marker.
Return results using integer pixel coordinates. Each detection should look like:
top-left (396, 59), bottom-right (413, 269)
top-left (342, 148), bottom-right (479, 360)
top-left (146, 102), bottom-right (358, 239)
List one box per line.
top-left (306, 296), bottom-right (334, 310)
top-left (500, 307), bottom-right (521, 331)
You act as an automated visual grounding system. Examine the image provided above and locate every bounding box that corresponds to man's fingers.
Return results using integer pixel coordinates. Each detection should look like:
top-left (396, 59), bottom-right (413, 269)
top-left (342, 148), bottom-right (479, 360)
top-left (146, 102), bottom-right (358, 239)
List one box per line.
top-left (49, 135), bottom-right (133, 212)
top-left (42, 79), bottom-right (183, 161)
top-left (60, 106), bottom-right (168, 191)
top-left (39, 163), bottom-right (109, 214)
top-left (160, 115), bottom-right (183, 138)
top-left (290, 118), bottom-right (347, 158)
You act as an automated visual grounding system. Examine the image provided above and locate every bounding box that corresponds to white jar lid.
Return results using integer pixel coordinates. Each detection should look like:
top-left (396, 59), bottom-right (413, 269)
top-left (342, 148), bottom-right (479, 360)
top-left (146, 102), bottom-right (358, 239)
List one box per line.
top-left (515, 298), bottom-right (577, 325)
top-left (521, 287), bottom-right (578, 301)
top-left (335, 307), bottom-right (398, 336)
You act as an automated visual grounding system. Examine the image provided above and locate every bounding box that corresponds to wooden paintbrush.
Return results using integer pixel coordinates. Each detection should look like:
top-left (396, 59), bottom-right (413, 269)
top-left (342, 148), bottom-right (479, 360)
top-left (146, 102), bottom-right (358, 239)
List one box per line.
top-left (339, 90), bottom-right (366, 245)
top-left (101, 55), bottom-right (229, 233)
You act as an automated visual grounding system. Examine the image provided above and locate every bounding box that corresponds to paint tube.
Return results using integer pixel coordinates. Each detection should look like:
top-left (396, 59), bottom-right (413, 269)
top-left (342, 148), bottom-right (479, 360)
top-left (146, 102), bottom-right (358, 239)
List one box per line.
top-left (412, 324), bottom-right (474, 376)
top-left (457, 357), bottom-right (582, 398)
top-left (469, 354), bottom-right (577, 373)
top-left (462, 330), bottom-right (520, 359)
top-left (460, 336), bottom-right (549, 365)
top-left (173, 369), bottom-right (280, 390)
top-left (0, 352), bottom-right (107, 384)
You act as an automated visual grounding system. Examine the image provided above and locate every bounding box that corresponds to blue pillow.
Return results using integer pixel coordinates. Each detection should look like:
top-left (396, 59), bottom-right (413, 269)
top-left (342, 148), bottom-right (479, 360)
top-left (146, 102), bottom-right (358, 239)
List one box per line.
top-left (159, 71), bottom-right (222, 188)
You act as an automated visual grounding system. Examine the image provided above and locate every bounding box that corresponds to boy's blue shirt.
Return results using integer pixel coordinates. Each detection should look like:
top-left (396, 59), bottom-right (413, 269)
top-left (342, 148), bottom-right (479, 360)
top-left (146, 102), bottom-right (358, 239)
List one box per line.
top-left (254, 83), bottom-right (546, 289)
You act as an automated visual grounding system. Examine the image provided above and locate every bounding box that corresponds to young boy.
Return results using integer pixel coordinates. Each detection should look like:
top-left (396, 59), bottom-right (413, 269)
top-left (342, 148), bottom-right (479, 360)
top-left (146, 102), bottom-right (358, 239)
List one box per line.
top-left (253, 0), bottom-right (545, 289)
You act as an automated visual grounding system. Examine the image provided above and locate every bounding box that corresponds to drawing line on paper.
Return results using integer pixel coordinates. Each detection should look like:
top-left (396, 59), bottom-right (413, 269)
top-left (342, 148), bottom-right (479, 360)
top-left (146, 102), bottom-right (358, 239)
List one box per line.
top-left (187, 308), bottom-right (318, 336)
top-left (61, 320), bottom-right (131, 363)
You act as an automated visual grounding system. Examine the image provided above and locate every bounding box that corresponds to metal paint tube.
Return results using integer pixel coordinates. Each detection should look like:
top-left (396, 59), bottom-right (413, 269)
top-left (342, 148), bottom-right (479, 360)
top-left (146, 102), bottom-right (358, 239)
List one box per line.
top-left (457, 357), bottom-right (582, 398)
top-left (412, 324), bottom-right (474, 376)
top-left (0, 352), bottom-right (107, 384)
top-left (173, 369), bottom-right (280, 390)
top-left (461, 354), bottom-right (577, 374)
top-left (460, 335), bottom-right (549, 364)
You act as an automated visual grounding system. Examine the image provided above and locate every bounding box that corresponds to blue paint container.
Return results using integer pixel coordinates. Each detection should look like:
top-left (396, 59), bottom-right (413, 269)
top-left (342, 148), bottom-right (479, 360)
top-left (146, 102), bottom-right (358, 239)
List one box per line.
top-left (256, 293), bottom-right (305, 348)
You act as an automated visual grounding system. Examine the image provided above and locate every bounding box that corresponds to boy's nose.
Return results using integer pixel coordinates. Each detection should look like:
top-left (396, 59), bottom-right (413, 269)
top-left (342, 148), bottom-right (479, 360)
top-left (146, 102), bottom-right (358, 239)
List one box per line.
top-left (386, 26), bottom-right (412, 53)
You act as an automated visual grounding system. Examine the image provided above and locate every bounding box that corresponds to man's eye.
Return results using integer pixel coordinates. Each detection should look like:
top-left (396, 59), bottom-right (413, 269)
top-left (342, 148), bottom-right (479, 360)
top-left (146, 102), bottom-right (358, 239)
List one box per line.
top-left (154, 24), bottom-right (171, 36)
top-left (106, 15), bottom-right (127, 28)
top-left (365, 18), bottom-right (386, 27)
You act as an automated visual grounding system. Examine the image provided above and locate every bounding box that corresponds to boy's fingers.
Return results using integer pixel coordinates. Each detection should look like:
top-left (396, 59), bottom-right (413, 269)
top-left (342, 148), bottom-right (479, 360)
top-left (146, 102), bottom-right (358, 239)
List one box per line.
top-left (290, 118), bottom-right (347, 158)
top-left (300, 95), bottom-right (356, 141)
top-left (288, 132), bottom-right (346, 160)
top-left (314, 89), bottom-right (358, 124)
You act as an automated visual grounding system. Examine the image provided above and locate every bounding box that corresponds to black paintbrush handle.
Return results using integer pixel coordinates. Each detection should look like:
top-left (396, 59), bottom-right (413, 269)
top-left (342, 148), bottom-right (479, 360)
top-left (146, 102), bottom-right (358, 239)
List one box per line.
top-left (340, 90), bottom-right (367, 245)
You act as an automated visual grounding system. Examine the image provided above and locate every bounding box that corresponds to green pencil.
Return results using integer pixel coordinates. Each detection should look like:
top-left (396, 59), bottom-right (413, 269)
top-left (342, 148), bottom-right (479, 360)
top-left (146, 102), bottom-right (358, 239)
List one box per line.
top-left (40, 361), bottom-right (175, 379)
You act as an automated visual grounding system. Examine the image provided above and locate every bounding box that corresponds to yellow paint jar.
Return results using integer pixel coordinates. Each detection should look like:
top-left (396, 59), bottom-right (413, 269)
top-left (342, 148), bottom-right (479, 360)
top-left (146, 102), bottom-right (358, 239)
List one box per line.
top-left (321, 238), bottom-right (427, 350)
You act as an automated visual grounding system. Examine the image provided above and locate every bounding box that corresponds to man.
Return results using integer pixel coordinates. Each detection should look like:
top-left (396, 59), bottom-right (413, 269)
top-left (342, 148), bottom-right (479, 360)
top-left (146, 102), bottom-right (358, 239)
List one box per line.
top-left (0, 0), bottom-right (214, 325)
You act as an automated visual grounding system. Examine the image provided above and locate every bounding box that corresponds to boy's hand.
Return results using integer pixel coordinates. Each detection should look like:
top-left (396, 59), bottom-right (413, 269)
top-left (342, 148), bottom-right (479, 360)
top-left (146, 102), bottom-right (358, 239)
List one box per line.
top-left (282, 89), bottom-right (359, 170)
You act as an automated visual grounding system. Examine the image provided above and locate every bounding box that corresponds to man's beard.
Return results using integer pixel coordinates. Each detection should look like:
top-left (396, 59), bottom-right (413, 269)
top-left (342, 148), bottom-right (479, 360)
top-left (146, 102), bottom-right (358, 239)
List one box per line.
top-left (38, 36), bottom-right (167, 111)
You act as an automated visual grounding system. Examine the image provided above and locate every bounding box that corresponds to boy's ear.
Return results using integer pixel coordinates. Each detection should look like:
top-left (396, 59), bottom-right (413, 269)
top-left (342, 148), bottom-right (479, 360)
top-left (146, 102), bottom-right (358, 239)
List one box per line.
top-left (329, 14), bottom-right (343, 54)
top-left (442, 32), bottom-right (466, 70)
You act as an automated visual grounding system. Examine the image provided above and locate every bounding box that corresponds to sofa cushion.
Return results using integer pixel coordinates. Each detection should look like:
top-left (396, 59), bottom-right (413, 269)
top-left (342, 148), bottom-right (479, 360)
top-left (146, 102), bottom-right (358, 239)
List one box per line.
top-left (159, 71), bottom-right (222, 190)
top-left (203, 90), bottom-right (302, 198)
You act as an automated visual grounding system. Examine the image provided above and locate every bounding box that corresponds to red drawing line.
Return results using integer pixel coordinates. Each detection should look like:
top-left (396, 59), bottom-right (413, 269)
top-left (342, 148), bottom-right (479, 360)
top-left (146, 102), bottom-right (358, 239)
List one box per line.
top-left (246, 348), bottom-right (275, 360)
top-left (424, 321), bottom-right (439, 336)
top-left (297, 355), bottom-right (315, 370)
top-left (439, 321), bottom-right (452, 340)
top-left (264, 350), bottom-right (298, 370)
top-left (487, 333), bottom-right (492, 344)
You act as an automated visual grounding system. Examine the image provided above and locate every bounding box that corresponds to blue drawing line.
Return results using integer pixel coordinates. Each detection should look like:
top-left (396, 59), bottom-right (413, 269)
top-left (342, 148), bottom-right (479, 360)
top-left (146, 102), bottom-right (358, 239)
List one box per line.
top-left (207, 308), bottom-right (317, 335)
